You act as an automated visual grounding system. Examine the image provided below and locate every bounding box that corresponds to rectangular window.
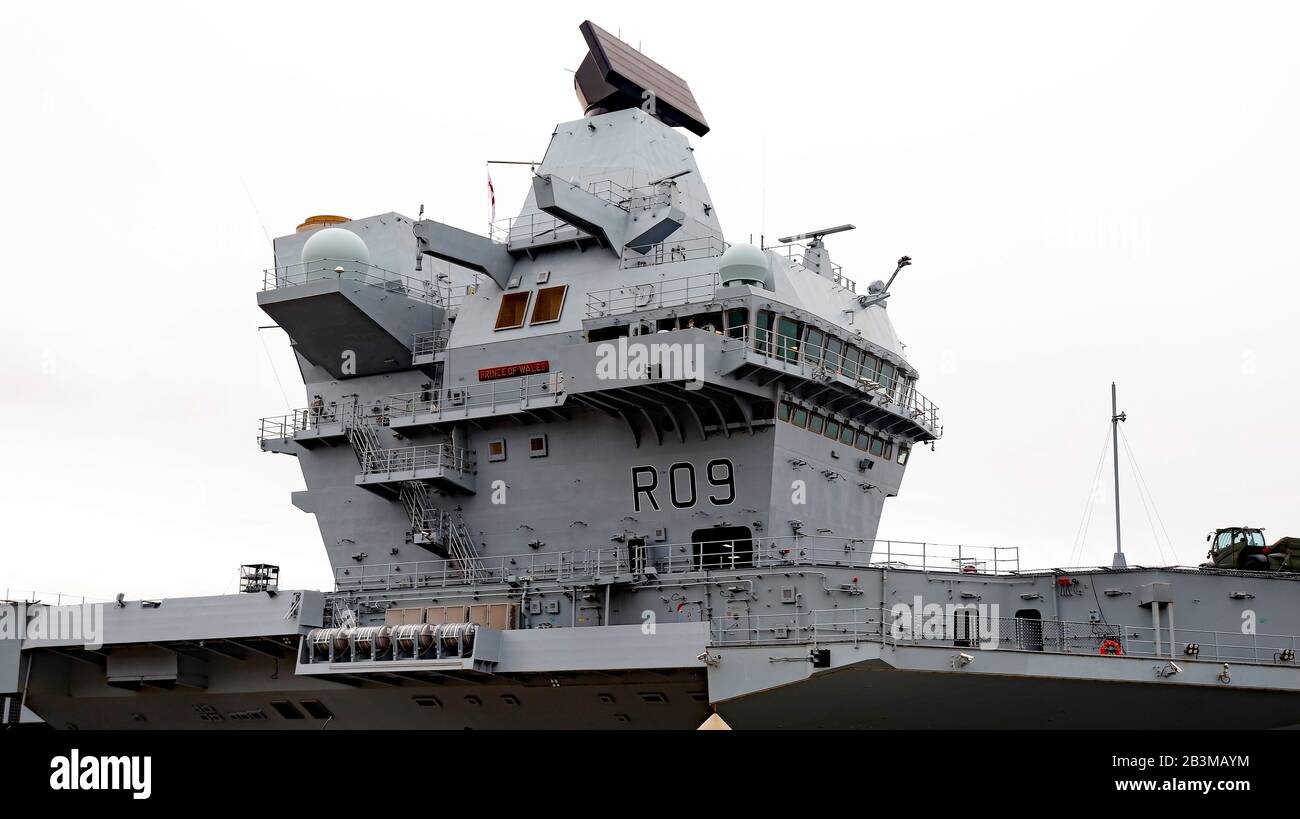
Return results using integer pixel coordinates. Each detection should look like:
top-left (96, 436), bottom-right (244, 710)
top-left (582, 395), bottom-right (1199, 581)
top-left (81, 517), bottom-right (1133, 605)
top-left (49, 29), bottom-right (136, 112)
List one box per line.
top-left (869, 436), bottom-right (885, 457)
top-left (487, 439), bottom-right (507, 462)
top-left (804, 328), bottom-right (825, 366)
top-left (898, 446), bottom-right (910, 465)
top-left (529, 285), bottom-right (568, 325)
top-left (839, 424), bottom-right (855, 445)
top-left (855, 429), bottom-right (872, 451)
top-left (843, 346), bottom-right (862, 382)
top-left (529, 434), bottom-right (548, 457)
top-left (883, 441), bottom-right (894, 460)
top-left (777, 401), bottom-right (792, 422)
top-left (756, 310), bottom-right (776, 355)
top-left (807, 413), bottom-right (825, 435)
top-left (725, 308), bottom-right (748, 339)
top-left (791, 407), bottom-right (809, 428)
top-left (879, 362), bottom-right (896, 397)
top-left (826, 337), bottom-right (845, 374)
top-left (824, 419), bottom-right (841, 441)
top-left (861, 354), bottom-right (880, 384)
top-left (777, 317), bottom-right (802, 364)
top-left (495, 291), bottom-right (531, 330)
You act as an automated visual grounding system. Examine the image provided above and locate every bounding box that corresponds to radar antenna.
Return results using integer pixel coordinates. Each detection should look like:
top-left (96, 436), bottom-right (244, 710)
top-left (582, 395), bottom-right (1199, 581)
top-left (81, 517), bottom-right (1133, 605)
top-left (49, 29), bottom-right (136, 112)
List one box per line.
top-left (777, 224), bottom-right (856, 246)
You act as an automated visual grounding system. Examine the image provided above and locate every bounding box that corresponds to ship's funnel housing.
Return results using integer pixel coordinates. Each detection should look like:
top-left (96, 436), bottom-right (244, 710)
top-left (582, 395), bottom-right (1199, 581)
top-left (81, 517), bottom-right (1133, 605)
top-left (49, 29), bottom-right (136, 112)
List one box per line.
top-left (301, 227), bottom-right (370, 275)
top-left (718, 243), bottom-right (771, 289)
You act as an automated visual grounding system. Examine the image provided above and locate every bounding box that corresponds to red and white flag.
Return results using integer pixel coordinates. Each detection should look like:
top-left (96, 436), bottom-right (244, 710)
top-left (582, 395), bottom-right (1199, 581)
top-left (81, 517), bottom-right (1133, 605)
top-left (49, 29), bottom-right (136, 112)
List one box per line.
top-left (487, 171), bottom-right (496, 223)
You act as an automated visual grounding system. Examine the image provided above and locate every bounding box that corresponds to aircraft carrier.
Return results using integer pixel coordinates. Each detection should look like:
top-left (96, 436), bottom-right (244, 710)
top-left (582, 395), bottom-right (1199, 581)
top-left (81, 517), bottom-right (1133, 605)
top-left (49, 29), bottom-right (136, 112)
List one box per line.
top-left (4, 21), bottom-right (1298, 730)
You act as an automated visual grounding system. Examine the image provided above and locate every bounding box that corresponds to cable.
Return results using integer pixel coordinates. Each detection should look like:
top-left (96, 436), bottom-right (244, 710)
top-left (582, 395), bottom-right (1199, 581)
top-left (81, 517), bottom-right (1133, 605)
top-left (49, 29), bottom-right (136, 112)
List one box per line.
top-left (1068, 426), bottom-right (1113, 568)
top-left (1119, 426), bottom-right (1179, 565)
top-left (257, 328), bottom-right (294, 411)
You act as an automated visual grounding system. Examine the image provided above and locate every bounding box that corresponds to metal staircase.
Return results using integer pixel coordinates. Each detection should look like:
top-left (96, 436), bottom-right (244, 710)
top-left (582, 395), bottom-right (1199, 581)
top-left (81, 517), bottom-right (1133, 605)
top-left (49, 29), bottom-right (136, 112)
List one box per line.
top-left (341, 400), bottom-right (483, 576)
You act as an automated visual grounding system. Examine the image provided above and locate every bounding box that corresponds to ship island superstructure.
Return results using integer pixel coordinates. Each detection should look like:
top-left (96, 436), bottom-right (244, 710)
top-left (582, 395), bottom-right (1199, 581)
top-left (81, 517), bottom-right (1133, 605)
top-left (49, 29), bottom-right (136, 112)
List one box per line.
top-left (5, 22), bottom-right (1300, 730)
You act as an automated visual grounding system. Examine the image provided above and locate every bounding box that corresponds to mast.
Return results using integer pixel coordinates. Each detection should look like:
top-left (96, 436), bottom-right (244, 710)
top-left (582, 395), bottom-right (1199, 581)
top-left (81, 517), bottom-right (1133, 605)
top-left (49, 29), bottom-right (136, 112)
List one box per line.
top-left (1111, 382), bottom-right (1127, 569)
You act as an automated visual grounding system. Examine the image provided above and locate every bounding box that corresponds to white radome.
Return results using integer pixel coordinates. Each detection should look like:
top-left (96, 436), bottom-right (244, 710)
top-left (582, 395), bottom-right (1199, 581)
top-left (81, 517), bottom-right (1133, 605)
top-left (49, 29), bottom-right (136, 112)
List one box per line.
top-left (301, 227), bottom-right (370, 273)
top-left (718, 243), bottom-right (770, 288)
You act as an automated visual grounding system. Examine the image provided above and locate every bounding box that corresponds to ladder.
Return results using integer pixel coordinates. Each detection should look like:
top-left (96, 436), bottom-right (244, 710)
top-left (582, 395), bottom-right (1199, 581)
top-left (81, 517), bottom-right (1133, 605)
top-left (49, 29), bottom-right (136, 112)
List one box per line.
top-left (341, 400), bottom-right (483, 576)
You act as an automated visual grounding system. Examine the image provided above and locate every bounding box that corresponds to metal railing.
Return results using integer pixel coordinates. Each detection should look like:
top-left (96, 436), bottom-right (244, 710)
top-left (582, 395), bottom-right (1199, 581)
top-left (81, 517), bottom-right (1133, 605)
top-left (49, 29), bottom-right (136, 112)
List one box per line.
top-left (768, 242), bottom-right (856, 292)
top-left (258, 403), bottom-right (353, 446)
top-left (619, 235), bottom-right (728, 269)
top-left (586, 179), bottom-right (671, 211)
top-left (413, 329), bottom-right (451, 358)
top-left (586, 271), bottom-right (721, 317)
top-left (710, 606), bottom-right (1300, 666)
top-left (334, 547), bottom-right (632, 593)
top-left (729, 324), bottom-right (941, 434)
top-left (384, 372), bottom-right (564, 422)
top-left (334, 536), bottom-right (1019, 594)
top-left (262, 259), bottom-right (444, 306)
top-left (489, 212), bottom-right (589, 246)
top-left (359, 443), bottom-right (475, 478)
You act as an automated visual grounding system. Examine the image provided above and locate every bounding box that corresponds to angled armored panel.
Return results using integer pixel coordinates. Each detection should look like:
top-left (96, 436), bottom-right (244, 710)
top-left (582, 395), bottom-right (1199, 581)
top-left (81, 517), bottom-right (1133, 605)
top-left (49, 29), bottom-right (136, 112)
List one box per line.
top-left (414, 220), bottom-right (514, 290)
top-left (533, 174), bottom-right (684, 255)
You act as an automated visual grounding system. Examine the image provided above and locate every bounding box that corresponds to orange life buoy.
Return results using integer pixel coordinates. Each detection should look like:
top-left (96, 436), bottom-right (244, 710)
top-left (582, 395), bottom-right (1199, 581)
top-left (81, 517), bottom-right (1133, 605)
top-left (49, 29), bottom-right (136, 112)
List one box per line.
top-left (1099, 639), bottom-right (1123, 656)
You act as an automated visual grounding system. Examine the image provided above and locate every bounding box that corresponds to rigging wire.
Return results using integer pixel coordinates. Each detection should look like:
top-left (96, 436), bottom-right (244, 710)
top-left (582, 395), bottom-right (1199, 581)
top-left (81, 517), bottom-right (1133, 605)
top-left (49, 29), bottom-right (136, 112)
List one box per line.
top-left (1121, 432), bottom-right (1169, 565)
top-left (257, 328), bottom-right (294, 411)
top-left (1119, 426), bottom-right (1179, 565)
top-left (1068, 426), bottom-right (1113, 568)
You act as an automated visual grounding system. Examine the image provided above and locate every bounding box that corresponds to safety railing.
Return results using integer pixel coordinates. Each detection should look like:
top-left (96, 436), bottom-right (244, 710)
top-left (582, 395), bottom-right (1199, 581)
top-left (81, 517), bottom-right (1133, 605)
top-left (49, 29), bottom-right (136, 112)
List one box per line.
top-left (586, 179), bottom-right (671, 211)
top-left (619, 235), bottom-right (728, 269)
top-left (384, 372), bottom-right (564, 422)
top-left (359, 443), bottom-right (476, 478)
top-left (729, 324), bottom-right (941, 434)
top-left (413, 329), bottom-right (452, 358)
top-left (334, 536), bottom-right (1019, 594)
top-left (334, 547), bottom-right (632, 593)
top-left (262, 259), bottom-right (444, 306)
top-left (258, 403), bottom-right (353, 446)
top-left (489, 212), bottom-right (589, 246)
top-left (710, 606), bottom-right (1300, 666)
top-left (768, 242), bottom-right (856, 292)
top-left (586, 271), bottom-right (721, 318)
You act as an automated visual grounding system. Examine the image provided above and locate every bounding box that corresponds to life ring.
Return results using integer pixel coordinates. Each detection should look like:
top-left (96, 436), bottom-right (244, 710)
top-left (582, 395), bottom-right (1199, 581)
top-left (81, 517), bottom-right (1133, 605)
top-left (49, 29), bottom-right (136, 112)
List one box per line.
top-left (1099, 639), bottom-right (1123, 656)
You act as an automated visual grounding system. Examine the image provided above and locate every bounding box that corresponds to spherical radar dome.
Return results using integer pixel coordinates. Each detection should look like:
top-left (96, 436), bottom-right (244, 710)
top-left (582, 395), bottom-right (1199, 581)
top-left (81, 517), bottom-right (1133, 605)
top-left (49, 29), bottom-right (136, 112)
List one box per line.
top-left (301, 227), bottom-right (371, 274)
top-left (718, 243), bottom-right (771, 289)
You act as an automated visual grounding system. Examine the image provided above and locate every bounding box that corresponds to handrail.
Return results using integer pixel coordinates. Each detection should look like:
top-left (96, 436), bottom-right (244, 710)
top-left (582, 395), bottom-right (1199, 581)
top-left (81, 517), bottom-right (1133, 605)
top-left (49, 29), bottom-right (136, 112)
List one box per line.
top-left (619, 235), bottom-right (728, 270)
top-left (384, 372), bottom-right (565, 422)
top-left (586, 271), bottom-right (721, 318)
top-left (359, 442), bottom-right (476, 477)
top-left (262, 259), bottom-right (445, 307)
top-left (767, 242), bottom-right (856, 292)
top-left (729, 324), bottom-right (941, 435)
top-left (710, 605), bottom-right (1300, 666)
top-left (332, 536), bottom-right (1020, 593)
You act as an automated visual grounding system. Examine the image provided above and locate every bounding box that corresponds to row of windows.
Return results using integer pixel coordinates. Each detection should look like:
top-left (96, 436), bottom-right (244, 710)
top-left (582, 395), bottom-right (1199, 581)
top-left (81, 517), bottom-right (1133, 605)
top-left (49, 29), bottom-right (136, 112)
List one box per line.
top-left (778, 401), bottom-right (911, 465)
top-left (755, 310), bottom-right (913, 402)
top-left (495, 285), bottom-right (569, 330)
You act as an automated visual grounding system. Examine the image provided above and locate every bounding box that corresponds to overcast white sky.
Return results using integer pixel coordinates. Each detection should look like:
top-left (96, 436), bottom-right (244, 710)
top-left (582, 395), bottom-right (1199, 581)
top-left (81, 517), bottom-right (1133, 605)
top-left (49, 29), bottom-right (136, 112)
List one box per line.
top-left (1, 1), bottom-right (1296, 600)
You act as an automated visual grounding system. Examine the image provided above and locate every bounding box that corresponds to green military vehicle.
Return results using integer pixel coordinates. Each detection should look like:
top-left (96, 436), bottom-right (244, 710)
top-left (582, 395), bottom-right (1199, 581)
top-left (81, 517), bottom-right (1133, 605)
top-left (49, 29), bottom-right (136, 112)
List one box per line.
top-left (1204, 526), bottom-right (1300, 572)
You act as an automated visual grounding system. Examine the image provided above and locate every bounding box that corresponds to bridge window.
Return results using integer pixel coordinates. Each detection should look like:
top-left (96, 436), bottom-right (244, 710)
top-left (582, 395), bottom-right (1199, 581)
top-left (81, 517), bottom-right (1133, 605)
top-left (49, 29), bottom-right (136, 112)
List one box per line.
top-left (777, 402), bottom-right (792, 422)
top-left (791, 407), bottom-right (809, 428)
top-left (725, 308), bottom-right (748, 339)
top-left (825, 337), bottom-right (845, 374)
top-left (869, 436), bottom-right (885, 457)
top-left (839, 424), bottom-right (855, 445)
top-left (807, 413), bottom-right (825, 435)
top-left (898, 446), bottom-right (910, 465)
top-left (879, 362), bottom-right (897, 397)
top-left (824, 419), bottom-right (841, 441)
top-left (777, 317), bottom-right (802, 363)
top-left (529, 285), bottom-right (568, 325)
top-left (843, 346), bottom-right (862, 381)
top-left (861, 354), bottom-right (880, 384)
top-left (804, 328), bottom-right (825, 366)
top-left (855, 429), bottom-right (872, 451)
top-left (756, 310), bottom-right (776, 355)
top-left (495, 291), bottom-right (531, 330)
